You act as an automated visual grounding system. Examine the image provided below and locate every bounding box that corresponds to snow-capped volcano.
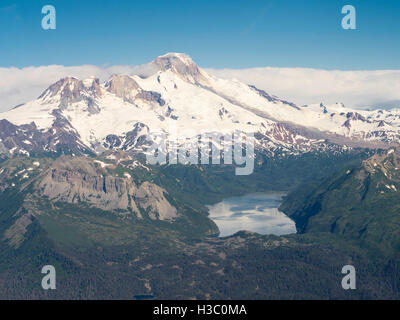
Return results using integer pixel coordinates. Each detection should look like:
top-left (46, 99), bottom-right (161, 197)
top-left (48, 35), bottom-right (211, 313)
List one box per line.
top-left (0, 53), bottom-right (398, 158)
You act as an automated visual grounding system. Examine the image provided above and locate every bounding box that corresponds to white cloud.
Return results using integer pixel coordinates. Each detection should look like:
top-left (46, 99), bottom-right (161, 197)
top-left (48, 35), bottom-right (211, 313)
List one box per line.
top-left (0, 64), bottom-right (399, 112)
top-left (206, 67), bottom-right (400, 110)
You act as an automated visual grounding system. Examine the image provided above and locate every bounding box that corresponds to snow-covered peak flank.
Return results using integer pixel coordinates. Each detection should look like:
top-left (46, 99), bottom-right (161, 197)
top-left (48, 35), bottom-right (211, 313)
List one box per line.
top-left (83, 76), bottom-right (100, 88)
top-left (150, 52), bottom-right (211, 85)
top-left (38, 76), bottom-right (103, 108)
top-left (40, 76), bottom-right (100, 97)
top-left (0, 53), bottom-right (399, 158)
top-left (157, 52), bottom-right (194, 66)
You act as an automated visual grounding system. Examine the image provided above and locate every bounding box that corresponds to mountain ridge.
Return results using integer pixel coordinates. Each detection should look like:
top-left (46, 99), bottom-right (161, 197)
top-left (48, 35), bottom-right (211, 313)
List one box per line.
top-left (0, 53), bottom-right (398, 161)
top-left (280, 147), bottom-right (400, 257)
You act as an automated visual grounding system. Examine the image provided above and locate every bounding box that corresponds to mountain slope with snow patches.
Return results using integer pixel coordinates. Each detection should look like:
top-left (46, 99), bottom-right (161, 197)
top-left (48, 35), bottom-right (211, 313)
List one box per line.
top-left (0, 53), bottom-right (398, 158)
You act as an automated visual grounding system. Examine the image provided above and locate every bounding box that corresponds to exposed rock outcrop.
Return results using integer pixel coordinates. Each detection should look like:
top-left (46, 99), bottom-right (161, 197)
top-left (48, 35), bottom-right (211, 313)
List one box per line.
top-left (37, 157), bottom-right (178, 221)
top-left (105, 74), bottom-right (165, 106)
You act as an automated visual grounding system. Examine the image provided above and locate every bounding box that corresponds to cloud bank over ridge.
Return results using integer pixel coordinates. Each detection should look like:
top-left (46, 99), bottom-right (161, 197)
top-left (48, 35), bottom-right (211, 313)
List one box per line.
top-left (206, 67), bottom-right (400, 110)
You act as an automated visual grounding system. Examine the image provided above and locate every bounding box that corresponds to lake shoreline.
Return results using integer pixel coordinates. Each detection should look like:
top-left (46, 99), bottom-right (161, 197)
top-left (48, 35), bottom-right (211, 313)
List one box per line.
top-left (206, 192), bottom-right (297, 238)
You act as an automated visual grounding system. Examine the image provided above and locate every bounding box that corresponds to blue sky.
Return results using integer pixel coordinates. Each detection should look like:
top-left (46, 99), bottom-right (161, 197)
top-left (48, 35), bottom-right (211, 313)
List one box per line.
top-left (0, 0), bottom-right (399, 69)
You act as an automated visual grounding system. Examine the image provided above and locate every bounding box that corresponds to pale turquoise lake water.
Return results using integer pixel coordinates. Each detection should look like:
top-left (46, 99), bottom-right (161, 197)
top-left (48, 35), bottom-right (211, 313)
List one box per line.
top-left (207, 192), bottom-right (297, 237)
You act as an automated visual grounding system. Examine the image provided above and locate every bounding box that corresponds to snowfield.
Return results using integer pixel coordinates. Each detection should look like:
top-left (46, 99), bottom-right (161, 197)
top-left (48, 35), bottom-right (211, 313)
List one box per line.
top-left (1, 53), bottom-right (399, 157)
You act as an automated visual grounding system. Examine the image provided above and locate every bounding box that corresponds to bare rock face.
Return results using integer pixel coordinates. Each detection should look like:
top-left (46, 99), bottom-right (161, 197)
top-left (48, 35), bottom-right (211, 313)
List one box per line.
top-left (3, 208), bottom-right (33, 248)
top-left (0, 117), bottom-right (93, 157)
top-left (105, 74), bottom-right (166, 107)
top-left (38, 77), bottom-right (102, 114)
top-left (0, 119), bottom-right (39, 156)
top-left (103, 122), bottom-right (151, 153)
top-left (105, 75), bottom-right (141, 104)
top-left (136, 90), bottom-right (165, 106)
top-left (151, 53), bottom-right (210, 85)
top-left (135, 182), bottom-right (178, 220)
top-left (37, 157), bottom-right (178, 221)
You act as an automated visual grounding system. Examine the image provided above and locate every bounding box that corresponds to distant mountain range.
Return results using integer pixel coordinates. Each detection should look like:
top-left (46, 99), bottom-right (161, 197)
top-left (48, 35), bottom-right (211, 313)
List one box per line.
top-left (1, 53), bottom-right (399, 160)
